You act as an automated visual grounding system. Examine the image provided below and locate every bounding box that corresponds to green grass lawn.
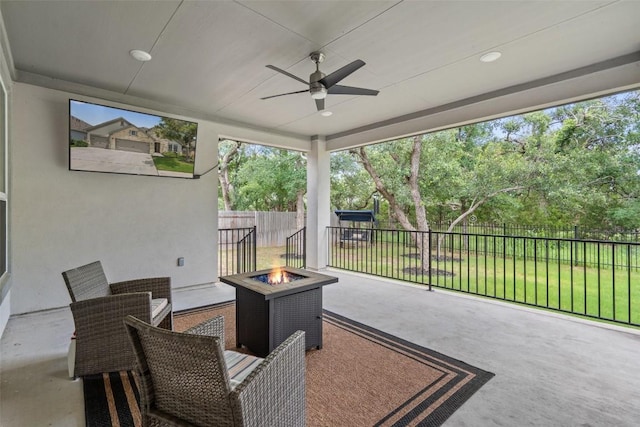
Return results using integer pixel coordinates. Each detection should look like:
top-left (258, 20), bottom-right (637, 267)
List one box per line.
top-left (218, 246), bottom-right (289, 277)
top-left (152, 155), bottom-right (193, 173)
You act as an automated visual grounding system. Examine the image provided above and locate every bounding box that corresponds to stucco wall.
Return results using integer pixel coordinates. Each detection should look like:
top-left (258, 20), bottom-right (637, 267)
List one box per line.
top-left (10, 83), bottom-right (220, 314)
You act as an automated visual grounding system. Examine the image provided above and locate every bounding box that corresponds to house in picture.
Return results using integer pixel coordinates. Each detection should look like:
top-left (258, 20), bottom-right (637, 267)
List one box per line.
top-left (84, 117), bottom-right (169, 154)
top-left (146, 129), bottom-right (183, 155)
top-left (166, 140), bottom-right (183, 154)
top-left (69, 116), bottom-right (91, 142)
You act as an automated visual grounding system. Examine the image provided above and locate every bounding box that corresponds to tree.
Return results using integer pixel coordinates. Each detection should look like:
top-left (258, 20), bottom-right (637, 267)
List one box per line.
top-left (351, 136), bottom-right (432, 270)
top-left (350, 123), bottom-right (540, 272)
top-left (484, 93), bottom-right (640, 230)
top-left (421, 123), bottom-right (528, 230)
top-left (218, 139), bottom-right (243, 211)
top-left (330, 151), bottom-right (375, 210)
top-left (233, 146), bottom-right (307, 229)
top-left (154, 118), bottom-right (197, 161)
top-left (548, 93), bottom-right (640, 229)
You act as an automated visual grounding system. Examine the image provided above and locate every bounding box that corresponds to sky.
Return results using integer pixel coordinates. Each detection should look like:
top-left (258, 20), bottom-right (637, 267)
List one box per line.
top-left (70, 100), bottom-right (161, 128)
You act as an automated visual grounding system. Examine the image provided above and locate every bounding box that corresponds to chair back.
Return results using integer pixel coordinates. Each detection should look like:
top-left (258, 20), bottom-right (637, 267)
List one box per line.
top-left (62, 261), bottom-right (110, 302)
top-left (124, 316), bottom-right (237, 426)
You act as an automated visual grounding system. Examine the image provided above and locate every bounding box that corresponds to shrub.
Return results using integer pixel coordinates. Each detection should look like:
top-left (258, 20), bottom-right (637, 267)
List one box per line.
top-left (70, 139), bottom-right (88, 147)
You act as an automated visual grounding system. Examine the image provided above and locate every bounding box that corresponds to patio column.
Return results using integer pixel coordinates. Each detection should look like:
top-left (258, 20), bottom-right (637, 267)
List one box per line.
top-left (306, 136), bottom-right (330, 270)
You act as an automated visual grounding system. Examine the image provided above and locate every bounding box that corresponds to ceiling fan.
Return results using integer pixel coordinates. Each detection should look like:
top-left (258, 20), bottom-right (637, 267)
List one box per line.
top-left (261, 52), bottom-right (379, 111)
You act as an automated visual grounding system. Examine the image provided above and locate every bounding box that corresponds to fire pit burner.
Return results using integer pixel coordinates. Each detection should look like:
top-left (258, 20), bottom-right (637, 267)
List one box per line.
top-left (251, 268), bottom-right (306, 285)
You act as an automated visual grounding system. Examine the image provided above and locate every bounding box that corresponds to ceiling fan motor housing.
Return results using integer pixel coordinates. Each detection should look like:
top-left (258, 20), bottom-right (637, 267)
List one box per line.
top-left (310, 69), bottom-right (325, 84)
top-left (309, 60), bottom-right (327, 99)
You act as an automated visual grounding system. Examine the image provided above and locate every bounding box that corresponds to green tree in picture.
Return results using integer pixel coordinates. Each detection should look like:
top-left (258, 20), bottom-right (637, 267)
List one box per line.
top-left (154, 118), bottom-right (198, 162)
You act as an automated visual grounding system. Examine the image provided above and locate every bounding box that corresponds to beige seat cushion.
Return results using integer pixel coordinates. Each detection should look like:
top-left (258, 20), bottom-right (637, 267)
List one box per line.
top-left (151, 298), bottom-right (168, 318)
top-left (224, 350), bottom-right (263, 389)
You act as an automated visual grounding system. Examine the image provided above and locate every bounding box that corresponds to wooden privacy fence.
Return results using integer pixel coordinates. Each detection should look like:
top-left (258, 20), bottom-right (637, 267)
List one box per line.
top-left (219, 211), bottom-right (302, 247)
top-left (218, 210), bottom-right (361, 248)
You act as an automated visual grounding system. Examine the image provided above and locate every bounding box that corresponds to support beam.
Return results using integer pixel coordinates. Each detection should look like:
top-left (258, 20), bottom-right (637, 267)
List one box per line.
top-left (306, 136), bottom-right (331, 270)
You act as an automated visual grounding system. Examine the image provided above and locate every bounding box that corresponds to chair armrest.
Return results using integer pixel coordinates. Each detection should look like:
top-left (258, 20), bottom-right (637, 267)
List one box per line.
top-left (70, 293), bottom-right (152, 376)
top-left (184, 315), bottom-right (225, 345)
top-left (232, 331), bottom-right (306, 427)
top-left (110, 277), bottom-right (172, 302)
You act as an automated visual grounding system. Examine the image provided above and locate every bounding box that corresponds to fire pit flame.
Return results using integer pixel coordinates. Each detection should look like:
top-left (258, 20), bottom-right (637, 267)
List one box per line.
top-left (251, 267), bottom-right (306, 286)
top-left (268, 267), bottom-right (290, 285)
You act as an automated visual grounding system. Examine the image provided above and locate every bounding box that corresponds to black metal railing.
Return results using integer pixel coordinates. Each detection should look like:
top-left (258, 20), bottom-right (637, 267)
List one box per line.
top-left (376, 221), bottom-right (640, 243)
top-left (218, 226), bottom-right (256, 277)
top-left (328, 226), bottom-right (640, 327)
top-left (285, 227), bottom-right (306, 269)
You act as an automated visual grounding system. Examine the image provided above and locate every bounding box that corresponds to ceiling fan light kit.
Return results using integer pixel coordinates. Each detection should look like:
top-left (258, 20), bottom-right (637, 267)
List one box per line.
top-left (262, 51), bottom-right (379, 111)
top-left (310, 84), bottom-right (327, 100)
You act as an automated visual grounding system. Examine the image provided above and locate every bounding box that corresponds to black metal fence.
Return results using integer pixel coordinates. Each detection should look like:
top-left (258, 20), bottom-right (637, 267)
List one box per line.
top-left (376, 221), bottom-right (640, 243)
top-left (285, 227), bottom-right (306, 269)
top-left (218, 226), bottom-right (256, 277)
top-left (328, 226), bottom-right (640, 327)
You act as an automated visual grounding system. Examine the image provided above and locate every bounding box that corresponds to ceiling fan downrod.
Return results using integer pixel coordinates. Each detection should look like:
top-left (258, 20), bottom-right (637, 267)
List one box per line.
top-left (309, 52), bottom-right (327, 99)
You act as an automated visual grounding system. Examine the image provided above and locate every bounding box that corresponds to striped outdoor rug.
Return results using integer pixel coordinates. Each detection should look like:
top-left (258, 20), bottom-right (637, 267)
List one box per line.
top-left (83, 302), bottom-right (494, 427)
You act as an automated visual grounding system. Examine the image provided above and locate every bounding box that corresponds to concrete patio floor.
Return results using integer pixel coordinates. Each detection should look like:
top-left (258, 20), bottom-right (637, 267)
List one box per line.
top-left (1, 269), bottom-right (639, 426)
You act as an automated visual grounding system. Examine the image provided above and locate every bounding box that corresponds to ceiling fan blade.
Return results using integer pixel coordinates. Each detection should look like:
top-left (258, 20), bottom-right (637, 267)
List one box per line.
top-left (315, 98), bottom-right (325, 111)
top-left (319, 59), bottom-right (365, 89)
top-left (266, 65), bottom-right (308, 85)
top-left (261, 89), bottom-right (310, 100)
top-left (328, 85), bottom-right (379, 96)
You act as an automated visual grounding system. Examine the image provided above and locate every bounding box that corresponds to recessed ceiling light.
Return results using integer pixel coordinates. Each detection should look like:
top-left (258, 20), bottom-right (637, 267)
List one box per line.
top-left (321, 111), bottom-right (333, 117)
top-left (480, 51), bottom-right (501, 63)
top-left (130, 49), bottom-right (152, 62)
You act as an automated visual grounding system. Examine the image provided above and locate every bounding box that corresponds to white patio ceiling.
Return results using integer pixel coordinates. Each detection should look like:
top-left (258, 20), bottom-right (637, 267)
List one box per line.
top-left (1, 0), bottom-right (639, 149)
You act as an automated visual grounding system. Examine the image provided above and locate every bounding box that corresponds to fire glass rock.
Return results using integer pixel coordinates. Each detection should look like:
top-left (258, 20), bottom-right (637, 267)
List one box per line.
top-left (251, 269), bottom-right (306, 285)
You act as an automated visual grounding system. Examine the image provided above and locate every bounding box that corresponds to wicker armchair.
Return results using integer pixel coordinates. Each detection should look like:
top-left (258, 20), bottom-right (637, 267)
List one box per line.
top-left (62, 261), bottom-right (172, 378)
top-left (124, 315), bottom-right (306, 427)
